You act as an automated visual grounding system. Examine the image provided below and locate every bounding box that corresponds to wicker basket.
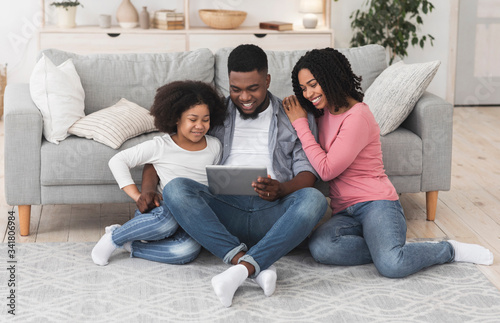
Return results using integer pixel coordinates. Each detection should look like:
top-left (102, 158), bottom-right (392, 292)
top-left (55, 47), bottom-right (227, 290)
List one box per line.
top-left (199, 9), bottom-right (247, 29)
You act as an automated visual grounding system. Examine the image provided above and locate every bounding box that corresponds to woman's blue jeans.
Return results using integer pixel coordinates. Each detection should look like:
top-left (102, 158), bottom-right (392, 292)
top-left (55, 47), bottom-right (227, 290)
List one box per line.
top-left (308, 200), bottom-right (455, 278)
top-left (111, 199), bottom-right (201, 265)
top-left (163, 177), bottom-right (328, 277)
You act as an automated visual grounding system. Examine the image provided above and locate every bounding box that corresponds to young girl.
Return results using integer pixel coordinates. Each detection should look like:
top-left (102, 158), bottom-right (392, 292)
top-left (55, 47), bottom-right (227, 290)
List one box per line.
top-left (283, 48), bottom-right (493, 278)
top-left (91, 80), bottom-right (226, 266)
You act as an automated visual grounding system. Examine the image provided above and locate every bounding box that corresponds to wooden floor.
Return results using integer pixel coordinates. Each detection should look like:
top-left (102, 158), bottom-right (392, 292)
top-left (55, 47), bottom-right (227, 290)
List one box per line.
top-left (1, 107), bottom-right (499, 290)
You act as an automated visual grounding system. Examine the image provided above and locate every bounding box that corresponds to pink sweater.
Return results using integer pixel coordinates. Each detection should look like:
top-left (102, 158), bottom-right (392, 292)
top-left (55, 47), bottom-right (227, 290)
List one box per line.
top-left (292, 103), bottom-right (398, 214)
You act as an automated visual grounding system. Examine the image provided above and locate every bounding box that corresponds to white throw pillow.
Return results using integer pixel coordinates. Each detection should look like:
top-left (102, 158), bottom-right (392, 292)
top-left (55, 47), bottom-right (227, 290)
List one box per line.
top-left (68, 98), bottom-right (157, 149)
top-left (29, 54), bottom-right (85, 144)
top-left (364, 60), bottom-right (440, 136)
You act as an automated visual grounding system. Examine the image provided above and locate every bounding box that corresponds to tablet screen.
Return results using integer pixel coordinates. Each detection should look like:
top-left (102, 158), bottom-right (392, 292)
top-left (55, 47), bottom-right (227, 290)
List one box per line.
top-left (206, 165), bottom-right (268, 195)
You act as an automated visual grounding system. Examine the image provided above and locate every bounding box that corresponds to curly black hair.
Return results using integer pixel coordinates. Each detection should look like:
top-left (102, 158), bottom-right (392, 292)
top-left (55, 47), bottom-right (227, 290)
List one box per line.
top-left (291, 48), bottom-right (364, 117)
top-left (150, 81), bottom-right (227, 134)
top-left (228, 44), bottom-right (268, 74)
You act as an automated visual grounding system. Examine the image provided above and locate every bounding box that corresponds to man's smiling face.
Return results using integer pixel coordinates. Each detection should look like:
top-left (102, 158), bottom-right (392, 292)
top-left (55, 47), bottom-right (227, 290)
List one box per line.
top-left (229, 69), bottom-right (271, 119)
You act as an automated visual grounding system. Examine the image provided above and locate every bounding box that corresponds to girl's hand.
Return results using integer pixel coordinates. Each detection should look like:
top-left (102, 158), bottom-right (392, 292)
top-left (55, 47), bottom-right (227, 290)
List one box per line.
top-left (283, 95), bottom-right (308, 123)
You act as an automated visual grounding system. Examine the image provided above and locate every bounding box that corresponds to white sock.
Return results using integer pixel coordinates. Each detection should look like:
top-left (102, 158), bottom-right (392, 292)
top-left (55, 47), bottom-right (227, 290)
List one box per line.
top-left (105, 224), bottom-right (121, 234)
top-left (123, 241), bottom-right (132, 253)
top-left (253, 265), bottom-right (277, 297)
top-left (211, 264), bottom-right (248, 307)
top-left (91, 225), bottom-right (120, 266)
top-left (448, 240), bottom-right (494, 265)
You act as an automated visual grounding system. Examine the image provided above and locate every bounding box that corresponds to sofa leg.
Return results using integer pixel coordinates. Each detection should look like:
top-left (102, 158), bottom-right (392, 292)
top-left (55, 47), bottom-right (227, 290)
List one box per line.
top-left (19, 205), bottom-right (31, 236)
top-left (426, 191), bottom-right (438, 221)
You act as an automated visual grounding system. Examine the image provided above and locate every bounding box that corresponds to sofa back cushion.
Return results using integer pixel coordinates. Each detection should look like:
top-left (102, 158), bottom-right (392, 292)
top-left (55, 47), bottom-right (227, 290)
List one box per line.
top-left (40, 48), bottom-right (215, 115)
top-left (214, 44), bottom-right (387, 99)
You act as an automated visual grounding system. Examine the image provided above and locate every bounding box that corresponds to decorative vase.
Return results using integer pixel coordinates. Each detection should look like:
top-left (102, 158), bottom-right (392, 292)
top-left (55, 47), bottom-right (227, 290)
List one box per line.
top-left (139, 6), bottom-right (150, 29)
top-left (116, 0), bottom-right (138, 29)
top-left (56, 6), bottom-right (77, 28)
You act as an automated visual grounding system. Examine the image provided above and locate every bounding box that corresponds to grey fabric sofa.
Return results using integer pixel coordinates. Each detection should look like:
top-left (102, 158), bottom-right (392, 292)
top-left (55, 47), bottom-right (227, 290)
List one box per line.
top-left (4, 44), bottom-right (453, 236)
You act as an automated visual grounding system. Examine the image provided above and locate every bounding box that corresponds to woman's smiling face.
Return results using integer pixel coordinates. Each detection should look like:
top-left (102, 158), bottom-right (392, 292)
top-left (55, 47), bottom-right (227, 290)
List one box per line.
top-left (298, 68), bottom-right (327, 111)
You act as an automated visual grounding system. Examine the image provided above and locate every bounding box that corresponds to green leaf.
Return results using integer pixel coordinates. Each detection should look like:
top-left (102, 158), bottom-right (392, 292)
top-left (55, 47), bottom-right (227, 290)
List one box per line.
top-left (349, 0), bottom-right (435, 62)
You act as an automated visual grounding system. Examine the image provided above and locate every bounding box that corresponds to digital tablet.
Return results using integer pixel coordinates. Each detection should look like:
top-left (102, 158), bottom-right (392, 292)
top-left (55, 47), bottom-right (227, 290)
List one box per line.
top-left (206, 165), bottom-right (268, 196)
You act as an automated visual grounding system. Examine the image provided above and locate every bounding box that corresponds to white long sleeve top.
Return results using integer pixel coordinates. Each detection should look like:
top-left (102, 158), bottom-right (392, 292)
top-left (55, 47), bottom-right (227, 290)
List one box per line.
top-left (108, 134), bottom-right (222, 193)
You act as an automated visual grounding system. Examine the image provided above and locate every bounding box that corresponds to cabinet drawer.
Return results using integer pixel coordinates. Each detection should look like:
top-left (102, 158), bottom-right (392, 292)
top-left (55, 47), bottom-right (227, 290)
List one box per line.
top-left (189, 33), bottom-right (332, 52)
top-left (40, 32), bottom-right (187, 54)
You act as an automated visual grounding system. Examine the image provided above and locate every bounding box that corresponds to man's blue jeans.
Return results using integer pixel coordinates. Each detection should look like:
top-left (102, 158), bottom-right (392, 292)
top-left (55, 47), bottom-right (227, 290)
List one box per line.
top-left (163, 177), bottom-right (328, 277)
top-left (111, 199), bottom-right (201, 264)
top-left (308, 200), bottom-right (455, 278)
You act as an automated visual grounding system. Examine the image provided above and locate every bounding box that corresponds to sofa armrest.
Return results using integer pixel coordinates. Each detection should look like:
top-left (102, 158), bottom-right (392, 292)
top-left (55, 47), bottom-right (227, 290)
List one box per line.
top-left (4, 83), bottom-right (43, 205)
top-left (401, 91), bottom-right (453, 192)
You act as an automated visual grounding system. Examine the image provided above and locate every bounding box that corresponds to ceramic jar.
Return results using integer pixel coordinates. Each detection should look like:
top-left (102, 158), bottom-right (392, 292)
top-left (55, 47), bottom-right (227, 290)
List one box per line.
top-left (116, 0), bottom-right (138, 28)
top-left (139, 6), bottom-right (150, 29)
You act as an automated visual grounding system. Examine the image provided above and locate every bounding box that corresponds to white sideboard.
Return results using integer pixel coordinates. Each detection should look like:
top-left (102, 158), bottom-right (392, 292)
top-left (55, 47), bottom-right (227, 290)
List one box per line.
top-left (39, 0), bottom-right (334, 54)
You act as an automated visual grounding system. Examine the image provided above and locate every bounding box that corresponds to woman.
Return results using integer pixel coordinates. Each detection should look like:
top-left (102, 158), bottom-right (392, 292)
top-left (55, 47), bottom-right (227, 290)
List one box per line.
top-left (283, 48), bottom-right (493, 278)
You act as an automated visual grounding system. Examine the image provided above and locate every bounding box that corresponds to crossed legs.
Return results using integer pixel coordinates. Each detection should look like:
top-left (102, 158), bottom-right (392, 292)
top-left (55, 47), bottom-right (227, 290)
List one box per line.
top-left (92, 201), bottom-right (201, 266)
top-left (164, 177), bottom-right (327, 306)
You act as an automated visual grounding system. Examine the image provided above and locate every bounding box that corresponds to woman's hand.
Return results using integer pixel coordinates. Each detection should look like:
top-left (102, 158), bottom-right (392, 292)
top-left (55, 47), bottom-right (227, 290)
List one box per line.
top-left (283, 95), bottom-right (308, 123)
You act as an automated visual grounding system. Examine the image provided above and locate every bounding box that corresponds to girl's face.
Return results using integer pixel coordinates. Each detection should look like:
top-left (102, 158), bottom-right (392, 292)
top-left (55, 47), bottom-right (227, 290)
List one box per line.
top-left (176, 103), bottom-right (210, 145)
top-left (298, 68), bottom-right (328, 111)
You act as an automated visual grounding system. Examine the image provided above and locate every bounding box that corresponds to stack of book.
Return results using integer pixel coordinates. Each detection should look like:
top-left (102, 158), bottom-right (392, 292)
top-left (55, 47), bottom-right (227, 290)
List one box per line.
top-left (153, 10), bottom-right (185, 30)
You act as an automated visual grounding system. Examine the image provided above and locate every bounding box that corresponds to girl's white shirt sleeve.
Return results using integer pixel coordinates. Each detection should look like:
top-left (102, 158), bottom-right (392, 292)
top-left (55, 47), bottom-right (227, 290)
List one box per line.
top-left (108, 134), bottom-right (222, 191)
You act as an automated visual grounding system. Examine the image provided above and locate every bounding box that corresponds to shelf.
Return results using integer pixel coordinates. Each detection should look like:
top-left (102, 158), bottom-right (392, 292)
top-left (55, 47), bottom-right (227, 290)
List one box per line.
top-left (40, 25), bottom-right (332, 35)
top-left (39, 0), bottom-right (333, 53)
top-left (40, 25), bottom-right (185, 34)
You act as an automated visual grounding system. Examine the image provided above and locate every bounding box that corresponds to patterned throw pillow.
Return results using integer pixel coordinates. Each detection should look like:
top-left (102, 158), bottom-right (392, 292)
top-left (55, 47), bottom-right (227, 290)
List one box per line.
top-left (364, 60), bottom-right (440, 136)
top-left (68, 98), bottom-right (157, 149)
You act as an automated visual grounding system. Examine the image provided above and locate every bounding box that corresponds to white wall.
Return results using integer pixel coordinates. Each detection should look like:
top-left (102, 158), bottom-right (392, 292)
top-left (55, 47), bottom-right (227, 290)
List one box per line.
top-left (331, 1), bottom-right (452, 99)
top-left (1, 0), bottom-right (452, 99)
top-left (0, 0), bottom-right (42, 84)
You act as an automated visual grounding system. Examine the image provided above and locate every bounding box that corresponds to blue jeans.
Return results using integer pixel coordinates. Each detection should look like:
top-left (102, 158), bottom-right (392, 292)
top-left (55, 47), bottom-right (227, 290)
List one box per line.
top-left (163, 177), bottom-right (328, 277)
top-left (308, 200), bottom-right (455, 278)
top-left (111, 200), bottom-right (201, 264)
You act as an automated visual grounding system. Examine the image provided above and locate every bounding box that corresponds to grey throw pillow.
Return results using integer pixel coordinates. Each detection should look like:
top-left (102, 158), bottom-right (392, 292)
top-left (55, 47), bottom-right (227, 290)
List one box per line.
top-left (364, 60), bottom-right (440, 136)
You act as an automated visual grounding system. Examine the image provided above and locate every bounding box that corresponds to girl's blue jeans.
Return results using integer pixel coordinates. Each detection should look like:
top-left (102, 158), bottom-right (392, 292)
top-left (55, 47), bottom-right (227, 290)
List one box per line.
top-left (111, 197), bottom-right (201, 264)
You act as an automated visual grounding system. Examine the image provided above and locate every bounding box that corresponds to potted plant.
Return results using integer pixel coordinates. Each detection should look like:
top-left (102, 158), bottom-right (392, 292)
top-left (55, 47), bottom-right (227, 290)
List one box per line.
top-left (350, 0), bottom-right (435, 64)
top-left (51, 1), bottom-right (83, 28)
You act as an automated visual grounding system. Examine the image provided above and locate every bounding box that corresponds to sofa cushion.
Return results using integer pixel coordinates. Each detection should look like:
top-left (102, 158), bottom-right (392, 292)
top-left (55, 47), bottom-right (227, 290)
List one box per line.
top-left (40, 132), bottom-right (161, 186)
top-left (40, 48), bottom-right (215, 115)
top-left (214, 44), bottom-right (387, 99)
top-left (68, 98), bottom-right (157, 149)
top-left (29, 54), bottom-right (85, 144)
top-left (365, 60), bottom-right (440, 136)
top-left (380, 127), bottom-right (422, 176)
top-left (337, 45), bottom-right (388, 91)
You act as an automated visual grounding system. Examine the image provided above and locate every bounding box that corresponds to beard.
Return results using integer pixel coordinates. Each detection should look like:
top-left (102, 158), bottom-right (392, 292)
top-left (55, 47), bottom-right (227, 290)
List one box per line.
top-left (234, 95), bottom-right (270, 120)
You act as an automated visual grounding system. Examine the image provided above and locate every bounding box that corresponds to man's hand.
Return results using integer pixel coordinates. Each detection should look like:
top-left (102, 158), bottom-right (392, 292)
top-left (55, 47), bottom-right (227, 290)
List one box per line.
top-left (138, 164), bottom-right (161, 213)
top-left (253, 172), bottom-right (317, 201)
top-left (136, 190), bottom-right (162, 213)
top-left (252, 175), bottom-right (284, 201)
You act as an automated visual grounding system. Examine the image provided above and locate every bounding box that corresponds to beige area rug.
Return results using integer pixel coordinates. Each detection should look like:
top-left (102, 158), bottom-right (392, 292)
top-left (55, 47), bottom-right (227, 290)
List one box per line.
top-left (1, 242), bottom-right (500, 322)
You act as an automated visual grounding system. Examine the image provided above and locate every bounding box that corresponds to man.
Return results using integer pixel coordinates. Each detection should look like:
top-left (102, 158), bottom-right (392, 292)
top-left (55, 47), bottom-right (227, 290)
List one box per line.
top-left (140, 44), bottom-right (327, 307)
